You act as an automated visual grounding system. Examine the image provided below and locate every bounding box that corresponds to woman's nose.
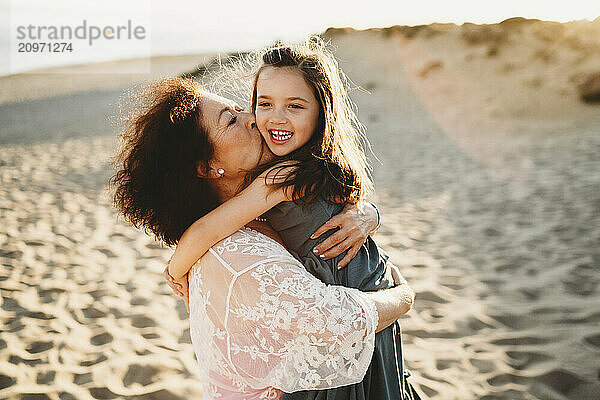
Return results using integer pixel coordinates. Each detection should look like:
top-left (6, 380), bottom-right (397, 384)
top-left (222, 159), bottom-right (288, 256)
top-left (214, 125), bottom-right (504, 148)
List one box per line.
top-left (244, 112), bottom-right (257, 130)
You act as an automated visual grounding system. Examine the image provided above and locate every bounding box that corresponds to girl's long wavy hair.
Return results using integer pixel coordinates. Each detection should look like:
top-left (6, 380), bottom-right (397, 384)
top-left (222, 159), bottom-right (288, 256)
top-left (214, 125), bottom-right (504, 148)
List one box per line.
top-left (110, 78), bottom-right (219, 246)
top-left (210, 37), bottom-right (374, 205)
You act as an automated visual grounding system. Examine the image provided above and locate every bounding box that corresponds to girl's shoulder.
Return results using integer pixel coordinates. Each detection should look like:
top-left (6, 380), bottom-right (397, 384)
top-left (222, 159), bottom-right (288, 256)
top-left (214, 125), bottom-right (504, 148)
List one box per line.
top-left (270, 196), bottom-right (343, 220)
top-left (263, 196), bottom-right (344, 238)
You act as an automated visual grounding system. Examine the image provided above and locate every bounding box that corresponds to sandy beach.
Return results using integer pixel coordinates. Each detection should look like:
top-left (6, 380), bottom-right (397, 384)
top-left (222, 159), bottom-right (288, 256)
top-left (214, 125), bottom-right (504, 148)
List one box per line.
top-left (1, 18), bottom-right (599, 400)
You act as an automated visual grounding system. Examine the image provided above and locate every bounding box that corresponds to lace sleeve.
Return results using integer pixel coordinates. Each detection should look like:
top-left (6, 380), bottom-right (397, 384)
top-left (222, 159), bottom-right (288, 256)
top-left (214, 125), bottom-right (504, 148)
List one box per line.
top-left (225, 254), bottom-right (378, 393)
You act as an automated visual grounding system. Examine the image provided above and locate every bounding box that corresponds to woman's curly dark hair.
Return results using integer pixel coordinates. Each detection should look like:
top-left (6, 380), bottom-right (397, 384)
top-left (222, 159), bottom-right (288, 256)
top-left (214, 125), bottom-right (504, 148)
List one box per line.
top-left (110, 78), bottom-right (219, 246)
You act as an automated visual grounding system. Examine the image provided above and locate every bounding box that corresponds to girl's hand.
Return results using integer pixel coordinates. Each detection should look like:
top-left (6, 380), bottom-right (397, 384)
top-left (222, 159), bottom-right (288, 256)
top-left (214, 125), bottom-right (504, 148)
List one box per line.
top-left (310, 201), bottom-right (379, 269)
top-left (163, 263), bottom-right (190, 313)
top-left (175, 274), bottom-right (190, 313)
top-left (390, 264), bottom-right (408, 287)
top-left (163, 262), bottom-right (183, 295)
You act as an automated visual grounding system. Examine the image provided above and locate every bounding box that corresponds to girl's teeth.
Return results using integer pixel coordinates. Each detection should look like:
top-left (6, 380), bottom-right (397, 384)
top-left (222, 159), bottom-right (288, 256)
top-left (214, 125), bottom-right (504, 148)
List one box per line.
top-left (271, 130), bottom-right (293, 140)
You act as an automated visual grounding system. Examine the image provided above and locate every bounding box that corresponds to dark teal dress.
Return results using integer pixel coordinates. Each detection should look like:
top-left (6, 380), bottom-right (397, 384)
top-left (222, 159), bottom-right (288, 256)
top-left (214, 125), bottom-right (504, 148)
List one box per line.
top-left (264, 198), bottom-right (421, 400)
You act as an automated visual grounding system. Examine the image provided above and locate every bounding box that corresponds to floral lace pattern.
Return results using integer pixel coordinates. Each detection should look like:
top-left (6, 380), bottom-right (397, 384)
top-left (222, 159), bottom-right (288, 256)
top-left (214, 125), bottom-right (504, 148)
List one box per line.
top-left (189, 227), bottom-right (378, 399)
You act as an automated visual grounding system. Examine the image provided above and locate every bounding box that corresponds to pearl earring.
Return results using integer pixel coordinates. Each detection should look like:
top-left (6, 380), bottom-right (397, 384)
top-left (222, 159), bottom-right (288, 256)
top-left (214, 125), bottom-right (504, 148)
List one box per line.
top-left (217, 168), bottom-right (225, 177)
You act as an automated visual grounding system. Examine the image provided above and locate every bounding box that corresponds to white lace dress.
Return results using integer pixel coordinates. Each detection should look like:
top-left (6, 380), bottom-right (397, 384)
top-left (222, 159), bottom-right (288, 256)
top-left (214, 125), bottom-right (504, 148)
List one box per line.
top-left (188, 227), bottom-right (379, 400)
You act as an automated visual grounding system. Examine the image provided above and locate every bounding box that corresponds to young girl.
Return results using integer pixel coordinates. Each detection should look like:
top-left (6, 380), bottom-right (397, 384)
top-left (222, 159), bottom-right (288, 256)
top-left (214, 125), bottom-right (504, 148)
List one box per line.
top-left (167, 38), bottom-right (420, 400)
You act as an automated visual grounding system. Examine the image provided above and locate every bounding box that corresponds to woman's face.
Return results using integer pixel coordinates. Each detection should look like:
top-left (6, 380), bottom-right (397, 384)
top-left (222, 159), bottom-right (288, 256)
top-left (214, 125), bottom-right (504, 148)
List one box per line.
top-left (200, 92), bottom-right (271, 179)
top-left (255, 66), bottom-right (320, 156)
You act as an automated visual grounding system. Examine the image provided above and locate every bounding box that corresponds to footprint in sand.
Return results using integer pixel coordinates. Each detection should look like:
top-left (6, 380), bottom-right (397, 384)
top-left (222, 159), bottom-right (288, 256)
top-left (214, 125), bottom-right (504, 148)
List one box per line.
top-left (416, 290), bottom-right (450, 304)
top-left (489, 313), bottom-right (538, 330)
top-left (90, 332), bottom-right (113, 346)
top-left (436, 358), bottom-right (457, 370)
top-left (533, 369), bottom-right (587, 397)
top-left (35, 371), bottom-right (56, 385)
top-left (79, 353), bottom-right (107, 366)
top-left (73, 372), bottom-right (92, 385)
top-left (469, 358), bottom-right (496, 373)
top-left (26, 340), bottom-right (53, 354)
top-left (0, 374), bottom-right (16, 390)
top-left (505, 350), bottom-right (553, 370)
top-left (89, 387), bottom-right (118, 399)
top-left (130, 315), bottom-right (157, 328)
top-left (8, 355), bottom-right (44, 366)
top-left (82, 305), bottom-right (107, 319)
top-left (583, 332), bottom-right (600, 348)
top-left (491, 336), bottom-right (551, 346)
top-left (562, 262), bottom-right (599, 296)
top-left (487, 372), bottom-right (528, 386)
top-left (123, 364), bottom-right (160, 387)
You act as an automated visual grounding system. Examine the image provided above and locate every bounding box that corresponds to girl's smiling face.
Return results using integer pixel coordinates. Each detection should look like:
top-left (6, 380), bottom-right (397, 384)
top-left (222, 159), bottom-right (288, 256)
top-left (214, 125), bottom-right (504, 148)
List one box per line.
top-left (255, 66), bottom-right (320, 156)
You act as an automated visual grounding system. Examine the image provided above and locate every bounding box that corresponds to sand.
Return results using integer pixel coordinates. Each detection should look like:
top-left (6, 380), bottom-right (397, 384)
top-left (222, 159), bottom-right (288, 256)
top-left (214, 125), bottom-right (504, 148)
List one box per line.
top-left (1, 18), bottom-right (600, 400)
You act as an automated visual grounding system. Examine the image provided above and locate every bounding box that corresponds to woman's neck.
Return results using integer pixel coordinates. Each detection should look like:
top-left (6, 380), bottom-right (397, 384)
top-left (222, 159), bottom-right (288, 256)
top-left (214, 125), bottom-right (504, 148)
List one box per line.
top-left (245, 220), bottom-right (286, 248)
top-left (211, 177), bottom-right (286, 247)
top-left (213, 177), bottom-right (244, 203)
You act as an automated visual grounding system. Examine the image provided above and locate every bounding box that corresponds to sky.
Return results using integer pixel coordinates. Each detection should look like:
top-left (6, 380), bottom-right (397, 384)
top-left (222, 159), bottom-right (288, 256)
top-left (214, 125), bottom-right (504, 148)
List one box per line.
top-left (1, 0), bottom-right (599, 75)
top-left (150, 0), bottom-right (600, 53)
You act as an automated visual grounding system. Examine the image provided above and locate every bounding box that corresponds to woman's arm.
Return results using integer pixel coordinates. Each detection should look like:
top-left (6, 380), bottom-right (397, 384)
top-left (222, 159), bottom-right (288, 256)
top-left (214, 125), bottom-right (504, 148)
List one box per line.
top-left (367, 272), bottom-right (414, 332)
top-left (167, 178), bottom-right (287, 280)
top-left (225, 245), bottom-right (413, 391)
top-left (310, 201), bottom-right (380, 269)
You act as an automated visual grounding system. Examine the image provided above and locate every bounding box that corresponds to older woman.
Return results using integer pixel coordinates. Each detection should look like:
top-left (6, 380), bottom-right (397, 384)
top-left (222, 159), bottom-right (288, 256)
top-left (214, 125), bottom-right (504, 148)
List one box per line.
top-left (111, 78), bottom-right (415, 399)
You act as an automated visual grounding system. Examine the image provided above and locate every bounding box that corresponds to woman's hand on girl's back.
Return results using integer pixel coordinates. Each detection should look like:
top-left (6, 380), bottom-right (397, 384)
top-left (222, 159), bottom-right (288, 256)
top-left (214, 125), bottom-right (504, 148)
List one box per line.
top-left (310, 201), bottom-right (379, 269)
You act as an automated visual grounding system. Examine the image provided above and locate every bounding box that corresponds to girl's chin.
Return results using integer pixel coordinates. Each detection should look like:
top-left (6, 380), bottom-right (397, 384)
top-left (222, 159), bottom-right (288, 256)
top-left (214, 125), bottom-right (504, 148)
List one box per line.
top-left (266, 144), bottom-right (292, 157)
top-left (271, 149), bottom-right (291, 157)
top-left (260, 134), bottom-right (293, 157)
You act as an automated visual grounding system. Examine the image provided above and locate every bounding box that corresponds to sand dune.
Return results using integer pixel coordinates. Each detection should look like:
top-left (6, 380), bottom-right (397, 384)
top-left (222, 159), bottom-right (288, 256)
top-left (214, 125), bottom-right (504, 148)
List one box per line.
top-left (1, 19), bottom-right (600, 400)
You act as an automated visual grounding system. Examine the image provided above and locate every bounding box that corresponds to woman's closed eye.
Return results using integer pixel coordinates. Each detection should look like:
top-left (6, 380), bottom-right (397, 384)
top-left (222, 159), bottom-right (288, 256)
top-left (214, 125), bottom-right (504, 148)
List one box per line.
top-left (228, 115), bottom-right (237, 126)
